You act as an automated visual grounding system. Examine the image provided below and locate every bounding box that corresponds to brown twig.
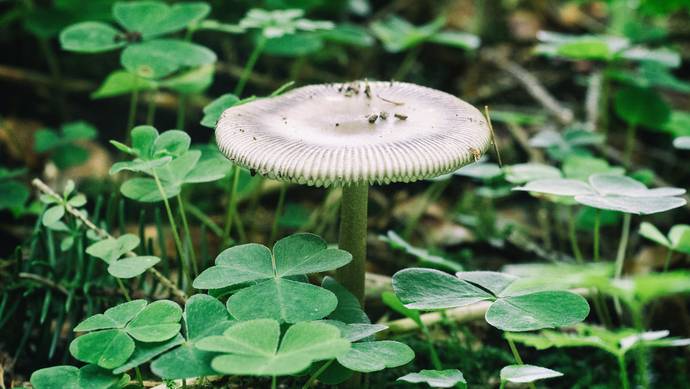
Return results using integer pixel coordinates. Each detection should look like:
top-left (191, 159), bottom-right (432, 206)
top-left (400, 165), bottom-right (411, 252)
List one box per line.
top-left (31, 178), bottom-right (188, 302)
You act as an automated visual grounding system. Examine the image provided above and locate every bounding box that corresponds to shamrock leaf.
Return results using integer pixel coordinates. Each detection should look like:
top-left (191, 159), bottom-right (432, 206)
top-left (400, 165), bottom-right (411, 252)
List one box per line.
top-left (70, 300), bottom-right (182, 369)
top-left (193, 233), bottom-right (351, 323)
top-left (371, 15), bottom-right (478, 53)
top-left (196, 319), bottom-right (350, 376)
top-left (151, 294), bottom-right (235, 379)
top-left (393, 268), bottom-right (590, 332)
top-left (500, 364), bottom-right (563, 384)
top-left (86, 234), bottom-right (140, 263)
top-left (398, 369), bottom-right (467, 388)
top-left (503, 163), bottom-right (562, 184)
top-left (640, 222), bottom-right (690, 255)
top-left (30, 364), bottom-right (128, 389)
top-left (515, 173), bottom-right (686, 215)
top-left (238, 8), bottom-right (333, 39)
top-left (380, 231), bottom-right (462, 272)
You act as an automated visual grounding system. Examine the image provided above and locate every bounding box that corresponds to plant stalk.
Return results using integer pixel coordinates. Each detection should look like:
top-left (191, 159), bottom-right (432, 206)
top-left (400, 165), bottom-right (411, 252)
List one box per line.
top-left (176, 94), bottom-right (187, 130)
top-left (593, 209), bottom-right (601, 261)
top-left (153, 172), bottom-right (191, 287)
top-left (269, 183), bottom-right (287, 245)
top-left (618, 355), bottom-right (631, 389)
top-left (337, 184), bottom-right (369, 305)
top-left (302, 360), bottom-right (334, 389)
top-left (568, 206), bottom-right (583, 263)
top-left (223, 165), bottom-right (241, 245)
top-left (506, 336), bottom-right (536, 389)
top-left (177, 194), bottom-right (198, 276)
top-left (234, 35), bottom-right (267, 96)
top-left (127, 77), bottom-right (140, 133)
top-left (614, 213), bottom-right (632, 314)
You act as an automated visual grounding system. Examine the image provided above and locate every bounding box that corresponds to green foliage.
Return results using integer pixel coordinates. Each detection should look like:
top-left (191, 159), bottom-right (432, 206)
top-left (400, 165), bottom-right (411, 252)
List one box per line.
top-left (639, 222), bottom-right (690, 254)
top-left (0, 167), bottom-right (30, 214)
top-left (196, 319), bottom-right (350, 376)
top-left (121, 39), bottom-right (216, 79)
top-left (380, 230), bottom-right (462, 272)
top-left (34, 121), bottom-right (97, 169)
top-left (392, 269), bottom-right (590, 332)
top-left (614, 86), bottom-right (671, 128)
top-left (110, 126), bottom-right (231, 202)
top-left (397, 369), bottom-right (467, 388)
top-left (30, 364), bottom-right (128, 389)
top-left (370, 15), bottom-right (479, 53)
top-left (200, 94), bottom-right (241, 128)
top-left (237, 8), bottom-right (334, 38)
top-left (86, 234), bottom-right (160, 278)
top-left (515, 173), bottom-right (686, 214)
top-left (150, 294), bottom-right (235, 379)
top-left (503, 163), bottom-right (561, 184)
top-left (500, 364), bottom-right (563, 384)
top-left (194, 233), bottom-right (351, 322)
top-left (529, 128), bottom-right (605, 160)
top-left (507, 323), bottom-right (690, 359)
top-left (535, 31), bottom-right (680, 67)
top-left (70, 300), bottom-right (182, 369)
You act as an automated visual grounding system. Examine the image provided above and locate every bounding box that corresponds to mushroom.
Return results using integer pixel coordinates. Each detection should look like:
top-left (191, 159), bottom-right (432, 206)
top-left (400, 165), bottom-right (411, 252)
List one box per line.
top-left (215, 80), bottom-right (491, 304)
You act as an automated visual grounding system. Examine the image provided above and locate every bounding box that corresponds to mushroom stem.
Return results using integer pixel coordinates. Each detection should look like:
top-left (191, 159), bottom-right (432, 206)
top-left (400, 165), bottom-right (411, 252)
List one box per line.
top-left (337, 184), bottom-right (369, 305)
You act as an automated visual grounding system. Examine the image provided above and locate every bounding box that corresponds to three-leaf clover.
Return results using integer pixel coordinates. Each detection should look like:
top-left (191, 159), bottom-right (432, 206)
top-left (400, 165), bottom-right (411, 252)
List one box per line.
top-left (370, 15), bottom-right (479, 53)
top-left (86, 234), bottom-right (160, 278)
top-left (640, 222), bottom-right (690, 255)
top-left (110, 126), bottom-right (231, 202)
top-left (528, 127), bottom-right (604, 160)
top-left (70, 300), bottom-right (182, 369)
top-left (34, 121), bottom-right (97, 169)
top-left (196, 319), bottom-right (350, 376)
top-left (151, 294), bottom-right (235, 379)
top-left (193, 233), bottom-right (352, 323)
top-left (515, 173), bottom-right (686, 214)
top-left (392, 269), bottom-right (590, 332)
top-left (398, 369), bottom-right (467, 388)
top-left (535, 30), bottom-right (680, 67)
top-left (30, 364), bottom-right (128, 389)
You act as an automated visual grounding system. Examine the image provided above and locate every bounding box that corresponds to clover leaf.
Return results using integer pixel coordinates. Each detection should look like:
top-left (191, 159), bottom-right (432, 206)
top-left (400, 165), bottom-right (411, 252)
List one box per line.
top-left (150, 294), bottom-right (235, 379)
top-left (238, 8), bottom-right (334, 38)
top-left (0, 167), bottom-right (29, 214)
top-left (30, 364), bottom-right (128, 389)
top-left (640, 222), bottom-right (690, 255)
top-left (535, 31), bottom-right (680, 67)
top-left (674, 136), bottom-right (690, 150)
top-left (380, 231), bottom-right (463, 272)
top-left (86, 234), bottom-right (160, 278)
top-left (34, 121), bottom-right (97, 169)
top-left (392, 268), bottom-right (590, 332)
top-left (70, 300), bottom-right (182, 369)
top-left (196, 319), bottom-right (350, 376)
top-left (503, 163), bottom-right (562, 184)
top-left (397, 369), bottom-right (467, 388)
top-left (193, 233), bottom-right (351, 323)
top-left (60, 1), bottom-right (210, 53)
top-left (500, 364), bottom-right (563, 384)
top-left (515, 173), bottom-right (686, 215)
top-left (370, 15), bottom-right (478, 53)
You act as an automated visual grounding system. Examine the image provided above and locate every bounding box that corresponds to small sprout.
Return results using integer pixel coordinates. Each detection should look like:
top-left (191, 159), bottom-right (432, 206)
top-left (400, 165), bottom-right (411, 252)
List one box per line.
top-left (367, 114), bottom-right (379, 123)
top-left (394, 113), bottom-right (408, 120)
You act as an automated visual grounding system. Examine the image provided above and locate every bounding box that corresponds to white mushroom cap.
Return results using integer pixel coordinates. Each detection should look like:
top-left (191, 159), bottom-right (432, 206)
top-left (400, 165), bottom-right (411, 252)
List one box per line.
top-left (216, 81), bottom-right (491, 187)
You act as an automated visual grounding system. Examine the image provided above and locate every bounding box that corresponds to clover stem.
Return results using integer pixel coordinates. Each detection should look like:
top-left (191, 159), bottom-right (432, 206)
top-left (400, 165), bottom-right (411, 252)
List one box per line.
top-left (624, 123), bottom-right (637, 165)
top-left (337, 184), bottom-right (369, 305)
top-left (420, 319), bottom-right (443, 370)
top-left (662, 248), bottom-right (673, 272)
top-left (127, 77), bottom-right (140, 133)
top-left (146, 90), bottom-right (157, 125)
top-left (153, 172), bottom-right (191, 287)
top-left (302, 359), bottom-right (335, 389)
top-left (135, 367), bottom-right (144, 387)
top-left (223, 165), bottom-right (242, 244)
top-left (271, 376), bottom-right (277, 389)
top-left (116, 278), bottom-right (131, 301)
top-left (176, 194), bottom-right (198, 276)
top-left (177, 94), bottom-right (187, 130)
top-left (506, 336), bottom-right (536, 389)
top-left (613, 213), bottom-right (631, 314)
top-left (234, 35), bottom-right (267, 96)
top-left (567, 206), bottom-right (583, 263)
top-left (632, 309), bottom-right (650, 389)
top-left (617, 355), bottom-right (630, 389)
top-left (593, 209), bottom-right (601, 261)
top-left (269, 183), bottom-right (287, 245)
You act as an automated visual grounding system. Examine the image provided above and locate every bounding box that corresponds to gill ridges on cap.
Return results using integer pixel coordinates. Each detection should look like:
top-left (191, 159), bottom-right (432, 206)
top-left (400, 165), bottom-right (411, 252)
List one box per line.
top-left (215, 81), bottom-right (491, 187)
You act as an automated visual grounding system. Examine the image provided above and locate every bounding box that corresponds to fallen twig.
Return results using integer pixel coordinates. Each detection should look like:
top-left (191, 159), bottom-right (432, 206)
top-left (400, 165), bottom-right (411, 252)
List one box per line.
top-left (32, 178), bottom-right (187, 302)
